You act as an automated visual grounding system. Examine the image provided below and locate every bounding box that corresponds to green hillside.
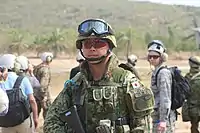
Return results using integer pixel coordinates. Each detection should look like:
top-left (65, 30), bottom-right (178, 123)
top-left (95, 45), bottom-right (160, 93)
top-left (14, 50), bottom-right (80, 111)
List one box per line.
top-left (0, 0), bottom-right (199, 55)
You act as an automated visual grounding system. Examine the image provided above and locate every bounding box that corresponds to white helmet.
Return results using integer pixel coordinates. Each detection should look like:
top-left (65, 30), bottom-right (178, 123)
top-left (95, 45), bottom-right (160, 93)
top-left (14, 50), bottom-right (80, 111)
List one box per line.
top-left (0, 89), bottom-right (9, 116)
top-left (128, 54), bottom-right (138, 63)
top-left (76, 51), bottom-right (85, 62)
top-left (0, 54), bottom-right (16, 70)
top-left (148, 40), bottom-right (165, 54)
top-left (16, 56), bottom-right (29, 70)
top-left (40, 52), bottom-right (53, 62)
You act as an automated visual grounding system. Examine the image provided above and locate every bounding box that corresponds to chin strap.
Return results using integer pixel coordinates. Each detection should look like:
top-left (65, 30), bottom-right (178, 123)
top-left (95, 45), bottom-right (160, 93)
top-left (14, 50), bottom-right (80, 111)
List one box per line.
top-left (80, 50), bottom-right (111, 64)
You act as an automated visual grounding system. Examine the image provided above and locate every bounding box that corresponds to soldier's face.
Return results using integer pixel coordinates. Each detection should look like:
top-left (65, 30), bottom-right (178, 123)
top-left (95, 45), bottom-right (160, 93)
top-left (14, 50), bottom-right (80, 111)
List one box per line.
top-left (81, 38), bottom-right (109, 59)
top-left (148, 51), bottom-right (161, 66)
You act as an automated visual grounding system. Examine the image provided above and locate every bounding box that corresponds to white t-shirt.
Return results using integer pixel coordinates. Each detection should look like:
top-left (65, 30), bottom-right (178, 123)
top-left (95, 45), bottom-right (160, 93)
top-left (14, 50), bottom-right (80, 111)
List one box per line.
top-left (0, 88), bottom-right (9, 116)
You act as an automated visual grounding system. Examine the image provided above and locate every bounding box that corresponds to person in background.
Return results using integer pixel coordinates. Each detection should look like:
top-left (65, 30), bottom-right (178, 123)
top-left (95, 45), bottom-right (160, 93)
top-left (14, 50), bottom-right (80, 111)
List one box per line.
top-left (33, 52), bottom-right (53, 119)
top-left (69, 51), bottom-right (85, 79)
top-left (119, 54), bottom-right (141, 80)
top-left (0, 54), bottom-right (38, 133)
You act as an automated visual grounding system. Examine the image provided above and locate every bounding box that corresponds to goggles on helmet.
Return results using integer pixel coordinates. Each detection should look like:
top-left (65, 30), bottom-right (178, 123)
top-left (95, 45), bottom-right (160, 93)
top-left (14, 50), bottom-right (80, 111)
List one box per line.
top-left (78, 19), bottom-right (114, 36)
top-left (148, 40), bottom-right (163, 48)
top-left (148, 40), bottom-right (166, 52)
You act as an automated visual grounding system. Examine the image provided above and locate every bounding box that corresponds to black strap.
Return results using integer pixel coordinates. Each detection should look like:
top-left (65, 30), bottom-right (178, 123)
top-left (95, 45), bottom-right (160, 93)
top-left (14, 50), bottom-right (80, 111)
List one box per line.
top-left (155, 66), bottom-right (166, 86)
top-left (13, 76), bottom-right (24, 89)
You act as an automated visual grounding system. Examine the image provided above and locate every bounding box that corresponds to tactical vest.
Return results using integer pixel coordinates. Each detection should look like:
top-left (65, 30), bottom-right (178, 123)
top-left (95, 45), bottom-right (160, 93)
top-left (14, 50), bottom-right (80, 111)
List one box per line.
top-left (67, 67), bottom-right (154, 133)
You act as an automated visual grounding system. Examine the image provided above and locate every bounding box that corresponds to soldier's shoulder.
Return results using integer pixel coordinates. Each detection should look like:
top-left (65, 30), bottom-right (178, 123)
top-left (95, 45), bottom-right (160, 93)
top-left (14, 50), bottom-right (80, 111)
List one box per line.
top-left (64, 72), bottom-right (83, 89)
top-left (112, 66), bottom-right (136, 83)
top-left (38, 65), bottom-right (49, 73)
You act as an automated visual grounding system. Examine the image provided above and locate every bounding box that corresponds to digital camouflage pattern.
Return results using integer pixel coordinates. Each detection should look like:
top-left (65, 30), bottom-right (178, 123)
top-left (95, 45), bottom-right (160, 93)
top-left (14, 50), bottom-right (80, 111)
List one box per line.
top-left (44, 54), bottom-right (154, 133)
top-left (185, 69), bottom-right (200, 112)
top-left (150, 65), bottom-right (176, 133)
top-left (33, 64), bottom-right (51, 118)
top-left (185, 68), bottom-right (200, 133)
top-left (118, 62), bottom-right (141, 80)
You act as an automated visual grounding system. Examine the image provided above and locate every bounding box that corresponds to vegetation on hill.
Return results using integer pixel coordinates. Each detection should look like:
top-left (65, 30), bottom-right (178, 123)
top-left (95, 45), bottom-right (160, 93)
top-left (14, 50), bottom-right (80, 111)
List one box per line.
top-left (0, 0), bottom-right (200, 57)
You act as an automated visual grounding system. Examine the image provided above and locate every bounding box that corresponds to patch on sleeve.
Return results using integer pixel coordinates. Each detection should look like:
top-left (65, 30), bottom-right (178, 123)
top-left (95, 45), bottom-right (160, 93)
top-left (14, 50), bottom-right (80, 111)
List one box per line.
top-left (64, 80), bottom-right (75, 89)
top-left (130, 78), bottom-right (141, 89)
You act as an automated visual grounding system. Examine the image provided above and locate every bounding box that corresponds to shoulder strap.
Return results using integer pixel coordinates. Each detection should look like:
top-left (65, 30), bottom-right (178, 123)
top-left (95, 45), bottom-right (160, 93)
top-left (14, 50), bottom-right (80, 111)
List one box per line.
top-left (13, 76), bottom-right (24, 89)
top-left (155, 66), bottom-right (167, 86)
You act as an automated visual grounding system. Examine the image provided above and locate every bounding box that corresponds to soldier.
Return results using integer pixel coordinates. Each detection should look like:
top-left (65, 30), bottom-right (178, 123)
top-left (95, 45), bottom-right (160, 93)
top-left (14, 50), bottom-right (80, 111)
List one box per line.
top-left (33, 52), bottom-right (53, 119)
top-left (119, 54), bottom-right (141, 80)
top-left (184, 56), bottom-right (200, 133)
top-left (69, 51), bottom-right (85, 79)
top-left (44, 18), bottom-right (154, 133)
top-left (147, 40), bottom-right (176, 133)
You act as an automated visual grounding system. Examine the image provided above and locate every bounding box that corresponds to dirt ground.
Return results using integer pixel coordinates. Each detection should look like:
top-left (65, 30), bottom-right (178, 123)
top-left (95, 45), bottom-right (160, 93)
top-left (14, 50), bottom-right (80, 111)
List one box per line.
top-left (31, 58), bottom-right (192, 133)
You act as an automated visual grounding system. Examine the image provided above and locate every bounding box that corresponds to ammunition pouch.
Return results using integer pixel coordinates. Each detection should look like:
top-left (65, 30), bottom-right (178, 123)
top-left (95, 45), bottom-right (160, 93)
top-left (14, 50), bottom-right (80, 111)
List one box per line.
top-left (126, 78), bottom-right (154, 118)
top-left (115, 117), bottom-right (130, 133)
top-left (96, 119), bottom-right (111, 133)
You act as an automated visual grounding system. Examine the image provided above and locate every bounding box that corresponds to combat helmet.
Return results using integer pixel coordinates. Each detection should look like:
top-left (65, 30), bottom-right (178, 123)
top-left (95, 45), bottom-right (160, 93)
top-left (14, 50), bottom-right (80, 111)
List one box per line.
top-left (76, 18), bottom-right (117, 50)
top-left (189, 56), bottom-right (200, 68)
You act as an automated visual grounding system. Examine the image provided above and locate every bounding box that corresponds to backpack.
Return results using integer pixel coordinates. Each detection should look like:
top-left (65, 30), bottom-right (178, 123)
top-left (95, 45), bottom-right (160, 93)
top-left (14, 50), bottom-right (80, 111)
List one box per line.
top-left (155, 66), bottom-right (191, 110)
top-left (0, 76), bottom-right (30, 127)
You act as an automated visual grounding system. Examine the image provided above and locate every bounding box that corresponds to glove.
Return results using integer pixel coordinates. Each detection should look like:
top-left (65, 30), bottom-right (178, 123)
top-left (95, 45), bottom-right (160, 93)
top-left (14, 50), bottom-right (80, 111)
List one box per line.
top-left (96, 125), bottom-right (111, 133)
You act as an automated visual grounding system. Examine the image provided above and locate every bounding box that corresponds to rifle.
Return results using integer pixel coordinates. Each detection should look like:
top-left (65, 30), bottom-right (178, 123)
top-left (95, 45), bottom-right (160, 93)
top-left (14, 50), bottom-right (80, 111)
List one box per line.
top-left (60, 105), bottom-right (85, 133)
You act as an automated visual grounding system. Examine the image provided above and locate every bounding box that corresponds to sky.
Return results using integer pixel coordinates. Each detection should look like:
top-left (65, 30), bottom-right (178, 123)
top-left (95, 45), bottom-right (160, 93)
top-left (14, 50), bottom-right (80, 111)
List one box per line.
top-left (134, 0), bottom-right (200, 7)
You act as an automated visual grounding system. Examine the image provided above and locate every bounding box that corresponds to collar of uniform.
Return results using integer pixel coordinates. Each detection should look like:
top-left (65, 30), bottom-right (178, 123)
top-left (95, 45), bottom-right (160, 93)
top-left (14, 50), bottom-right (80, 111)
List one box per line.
top-left (153, 63), bottom-right (166, 76)
top-left (80, 54), bottom-right (119, 82)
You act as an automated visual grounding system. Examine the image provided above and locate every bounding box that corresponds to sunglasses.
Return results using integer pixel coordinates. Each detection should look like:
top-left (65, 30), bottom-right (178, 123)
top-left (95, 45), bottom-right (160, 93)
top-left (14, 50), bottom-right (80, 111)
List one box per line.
top-left (78, 19), bottom-right (114, 36)
top-left (82, 39), bottom-right (108, 49)
top-left (148, 55), bottom-right (160, 59)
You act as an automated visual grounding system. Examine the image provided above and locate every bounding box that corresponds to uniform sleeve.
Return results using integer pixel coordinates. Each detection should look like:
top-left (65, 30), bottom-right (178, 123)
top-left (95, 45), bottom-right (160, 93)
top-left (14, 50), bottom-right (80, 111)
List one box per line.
top-left (124, 71), bottom-right (153, 132)
top-left (39, 68), bottom-right (50, 94)
top-left (157, 69), bottom-right (172, 122)
top-left (21, 77), bottom-right (34, 96)
top-left (43, 86), bottom-right (72, 133)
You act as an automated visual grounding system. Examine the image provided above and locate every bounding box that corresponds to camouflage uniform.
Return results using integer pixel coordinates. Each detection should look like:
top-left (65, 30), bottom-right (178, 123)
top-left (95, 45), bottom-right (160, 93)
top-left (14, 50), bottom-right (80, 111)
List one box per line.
top-left (33, 64), bottom-right (51, 119)
top-left (118, 62), bottom-right (141, 80)
top-left (44, 18), bottom-right (154, 133)
top-left (151, 65), bottom-right (176, 133)
top-left (44, 54), bottom-right (154, 133)
top-left (184, 56), bottom-right (200, 133)
top-left (69, 66), bottom-right (80, 79)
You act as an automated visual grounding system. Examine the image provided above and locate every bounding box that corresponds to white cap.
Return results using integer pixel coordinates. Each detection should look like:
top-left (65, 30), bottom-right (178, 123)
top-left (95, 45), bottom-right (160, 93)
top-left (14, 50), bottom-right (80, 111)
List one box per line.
top-left (0, 89), bottom-right (9, 115)
top-left (0, 54), bottom-right (16, 69)
top-left (16, 56), bottom-right (29, 70)
top-left (76, 51), bottom-right (85, 61)
top-left (40, 52), bottom-right (53, 62)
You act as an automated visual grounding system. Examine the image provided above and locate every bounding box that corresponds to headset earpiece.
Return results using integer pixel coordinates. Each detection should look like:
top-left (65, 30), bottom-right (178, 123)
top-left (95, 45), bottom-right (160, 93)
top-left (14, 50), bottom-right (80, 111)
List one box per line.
top-left (46, 56), bottom-right (52, 62)
top-left (161, 53), bottom-right (168, 62)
